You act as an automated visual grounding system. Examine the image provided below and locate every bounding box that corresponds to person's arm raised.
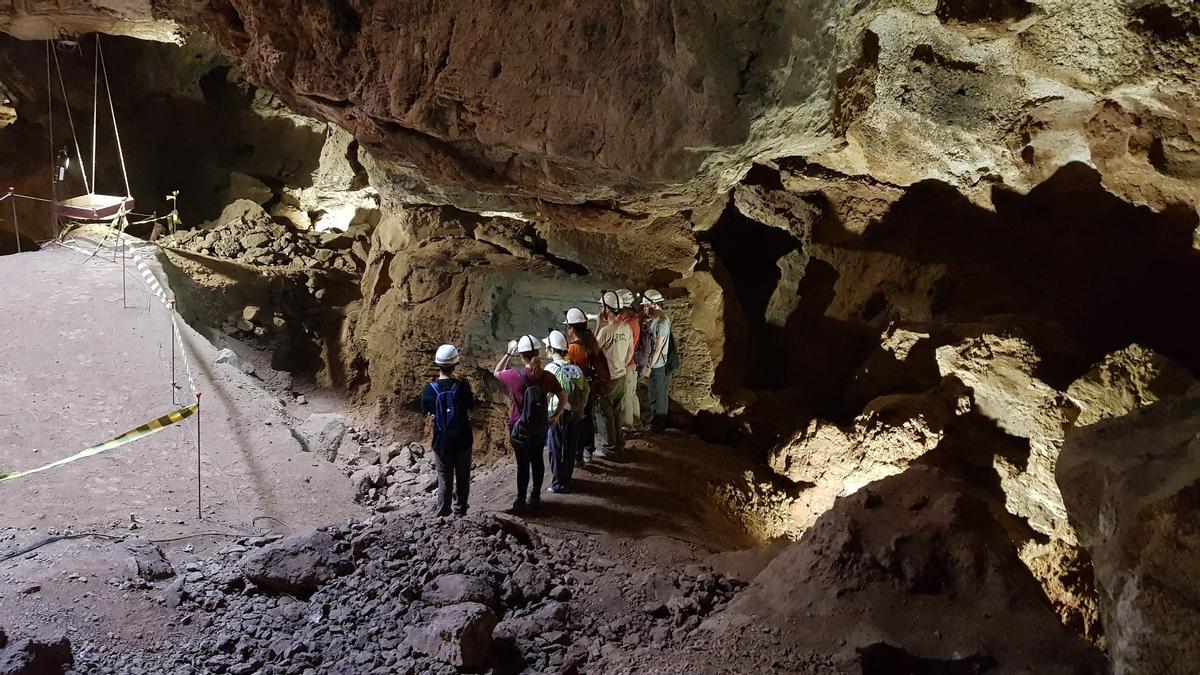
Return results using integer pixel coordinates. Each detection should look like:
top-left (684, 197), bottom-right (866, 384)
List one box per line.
top-left (494, 340), bottom-right (518, 376)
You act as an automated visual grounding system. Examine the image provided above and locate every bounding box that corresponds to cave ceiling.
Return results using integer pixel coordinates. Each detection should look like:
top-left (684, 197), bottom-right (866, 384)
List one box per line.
top-left (0, 0), bottom-right (1196, 216)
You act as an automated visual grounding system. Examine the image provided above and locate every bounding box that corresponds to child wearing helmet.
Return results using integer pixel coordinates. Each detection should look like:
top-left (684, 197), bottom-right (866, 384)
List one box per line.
top-left (544, 330), bottom-right (589, 493)
top-left (563, 307), bottom-right (606, 464)
top-left (420, 344), bottom-right (475, 517)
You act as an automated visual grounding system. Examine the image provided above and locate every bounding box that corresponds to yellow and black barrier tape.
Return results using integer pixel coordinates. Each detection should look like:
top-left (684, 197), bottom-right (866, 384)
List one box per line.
top-left (0, 405), bottom-right (198, 482)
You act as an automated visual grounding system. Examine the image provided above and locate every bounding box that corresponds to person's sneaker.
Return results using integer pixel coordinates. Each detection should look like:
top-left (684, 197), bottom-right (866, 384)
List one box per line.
top-left (549, 485), bottom-right (570, 494)
top-left (508, 501), bottom-right (527, 515)
top-left (528, 496), bottom-right (542, 509)
top-left (594, 448), bottom-right (620, 461)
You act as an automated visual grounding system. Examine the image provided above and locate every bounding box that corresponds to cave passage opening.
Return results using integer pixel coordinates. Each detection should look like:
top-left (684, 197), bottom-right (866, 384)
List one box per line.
top-left (702, 201), bottom-right (804, 392)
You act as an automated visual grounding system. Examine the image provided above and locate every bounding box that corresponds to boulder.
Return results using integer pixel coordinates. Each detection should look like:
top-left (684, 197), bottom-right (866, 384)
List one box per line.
top-left (239, 233), bottom-right (271, 251)
top-left (125, 541), bottom-right (175, 581)
top-left (1058, 396), bottom-right (1200, 675)
top-left (242, 305), bottom-right (264, 323)
top-left (213, 199), bottom-right (269, 229)
top-left (270, 203), bottom-right (312, 231)
top-left (214, 348), bottom-right (240, 367)
top-left (407, 602), bottom-right (497, 670)
top-left (422, 574), bottom-right (499, 610)
top-left (349, 465), bottom-right (385, 501)
top-left (768, 382), bottom-right (967, 529)
top-left (240, 530), bottom-right (353, 596)
top-left (1065, 344), bottom-right (1195, 427)
top-left (290, 413), bottom-right (347, 462)
top-left (492, 602), bottom-right (568, 642)
top-left (226, 172), bottom-right (273, 205)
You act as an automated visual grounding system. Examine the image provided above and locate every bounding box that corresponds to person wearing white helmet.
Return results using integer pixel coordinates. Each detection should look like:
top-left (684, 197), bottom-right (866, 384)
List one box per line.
top-left (640, 289), bottom-right (672, 431)
top-left (563, 307), bottom-right (608, 464)
top-left (594, 290), bottom-right (633, 459)
top-left (494, 334), bottom-right (563, 513)
top-left (544, 330), bottom-right (589, 493)
top-left (615, 289), bottom-right (643, 431)
top-left (420, 344), bottom-right (475, 517)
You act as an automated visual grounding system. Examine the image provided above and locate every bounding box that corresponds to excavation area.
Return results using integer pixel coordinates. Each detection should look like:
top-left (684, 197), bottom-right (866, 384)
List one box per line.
top-left (1, 2), bottom-right (1199, 674)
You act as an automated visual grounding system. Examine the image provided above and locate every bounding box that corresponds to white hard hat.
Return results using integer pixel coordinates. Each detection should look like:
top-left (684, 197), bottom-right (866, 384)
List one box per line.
top-left (616, 289), bottom-right (636, 309)
top-left (643, 289), bottom-right (664, 305)
top-left (516, 335), bottom-right (542, 354)
top-left (563, 307), bottom-right (588, 325)
top-left (434, 344), bottom-right (460, 365)
top-left (601, 291), bottom-right (620, 311)
top-left (545, 330), bottom-right (568, 352)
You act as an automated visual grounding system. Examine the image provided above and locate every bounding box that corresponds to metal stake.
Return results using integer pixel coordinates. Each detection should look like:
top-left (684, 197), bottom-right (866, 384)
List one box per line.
top-left (170, 302), bottom-right (177, 405)
top-left (121, 231), bottom-right (126, 308)
top-left (8, 188), bottom-right (18, 253)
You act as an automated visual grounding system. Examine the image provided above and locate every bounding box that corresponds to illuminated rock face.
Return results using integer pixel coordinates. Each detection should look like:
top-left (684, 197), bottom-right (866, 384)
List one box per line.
top-left (1, 5), bottom-right (1198, 670)
top-left (6, 1), bottom-right (1196, 215)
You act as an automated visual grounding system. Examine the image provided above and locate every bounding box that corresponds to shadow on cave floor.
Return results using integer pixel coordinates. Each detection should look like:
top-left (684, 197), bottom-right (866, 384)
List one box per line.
top-left (467, 431), bottom-right (760, 553)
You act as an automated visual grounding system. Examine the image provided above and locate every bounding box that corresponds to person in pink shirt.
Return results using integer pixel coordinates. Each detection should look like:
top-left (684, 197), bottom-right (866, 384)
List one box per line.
top-left (494, 335), bottom-right (563, 513)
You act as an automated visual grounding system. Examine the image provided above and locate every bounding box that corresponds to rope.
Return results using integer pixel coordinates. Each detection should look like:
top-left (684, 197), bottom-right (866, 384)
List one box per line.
top-left (120, 234), bottom-right (201, 402)
top-left (90, 36), bottom-right (98, 200)
top-left (97, 38), bottom-right (131, 199)
top-left (51, 44), bottom-right (89, 195)
top-left (46, 41), bottom-right (55, 205)
top-left (9, 193), bottom-right (55, 204)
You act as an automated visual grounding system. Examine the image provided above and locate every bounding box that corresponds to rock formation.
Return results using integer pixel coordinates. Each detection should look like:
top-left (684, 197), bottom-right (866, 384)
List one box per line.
top-left (710, 466), bottom-right (1107, 674)
top-left (1059, 396), bottom-right (1200, 675)
top-left (0, 1), bottom-right (1198, 673)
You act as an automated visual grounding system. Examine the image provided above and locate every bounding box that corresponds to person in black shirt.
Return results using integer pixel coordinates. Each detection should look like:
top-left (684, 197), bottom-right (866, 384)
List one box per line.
top-left (421, 344), bottom-right (475, 517)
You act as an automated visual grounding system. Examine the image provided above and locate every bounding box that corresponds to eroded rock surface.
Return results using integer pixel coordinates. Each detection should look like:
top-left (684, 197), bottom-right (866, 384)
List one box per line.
top-left (711, 466), bottom-right (1106, 674)
top-left (936, 333), bottom-right (1077, 539)
top-left (1059, 396), bottom-right (1200, 675)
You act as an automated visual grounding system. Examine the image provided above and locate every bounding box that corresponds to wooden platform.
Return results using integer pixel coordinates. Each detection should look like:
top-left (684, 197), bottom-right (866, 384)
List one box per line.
top-left (56, 194), bottom-right (134, 221)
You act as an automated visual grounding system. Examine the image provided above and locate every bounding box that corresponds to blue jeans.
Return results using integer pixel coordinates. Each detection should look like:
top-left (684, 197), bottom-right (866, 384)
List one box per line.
top-left (547, 418), bottom-right (579, 491)
top-left (512, 430), bottom-right (547, 505)
top-left (648, 366), bottom-right (669, 417)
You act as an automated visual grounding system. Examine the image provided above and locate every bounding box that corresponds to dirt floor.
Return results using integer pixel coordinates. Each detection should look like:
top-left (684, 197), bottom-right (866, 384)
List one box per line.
top-left (0, 238), bottom-right (361, 650)
top-left (0, 235), bottom-right (775, 671)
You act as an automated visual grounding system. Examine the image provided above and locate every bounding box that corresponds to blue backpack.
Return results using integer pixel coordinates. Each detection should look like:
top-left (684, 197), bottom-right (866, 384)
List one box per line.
top-left (433, 381), bottom-right (461, 433)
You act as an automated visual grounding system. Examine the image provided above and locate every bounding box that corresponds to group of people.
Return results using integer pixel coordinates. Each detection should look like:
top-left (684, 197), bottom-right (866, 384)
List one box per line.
top-left (420, 289), bottom-right (675, 516)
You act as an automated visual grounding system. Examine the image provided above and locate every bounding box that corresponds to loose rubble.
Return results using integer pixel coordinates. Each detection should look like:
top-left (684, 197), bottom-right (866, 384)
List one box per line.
top-left (66, 512), bottom-right (746, 674)
top-left (170, 200), bottom-right (368, 275)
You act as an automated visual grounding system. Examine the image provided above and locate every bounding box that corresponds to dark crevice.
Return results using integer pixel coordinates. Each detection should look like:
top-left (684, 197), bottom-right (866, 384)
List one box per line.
top-left (1131, 3), bottom-right (1200, 41)
top-left (935, 0), bottom-right (1033, 24)
top-left (701, 202), bottom-right (804, 391)
top-left (859, 642), bottom-right (997, 674)
top-left (911, 44), bottom-right (983, 73)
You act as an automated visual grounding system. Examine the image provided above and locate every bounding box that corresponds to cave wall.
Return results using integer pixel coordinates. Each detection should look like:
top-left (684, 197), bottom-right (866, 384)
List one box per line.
top-left (2, 2), bottom-right (1199, 668)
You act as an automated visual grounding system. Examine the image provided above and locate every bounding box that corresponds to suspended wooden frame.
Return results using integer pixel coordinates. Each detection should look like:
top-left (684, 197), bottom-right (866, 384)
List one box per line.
top-left (55, 193), bottom-right (135, 221)
top-left (49, 34), bottom-right (134, 231)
